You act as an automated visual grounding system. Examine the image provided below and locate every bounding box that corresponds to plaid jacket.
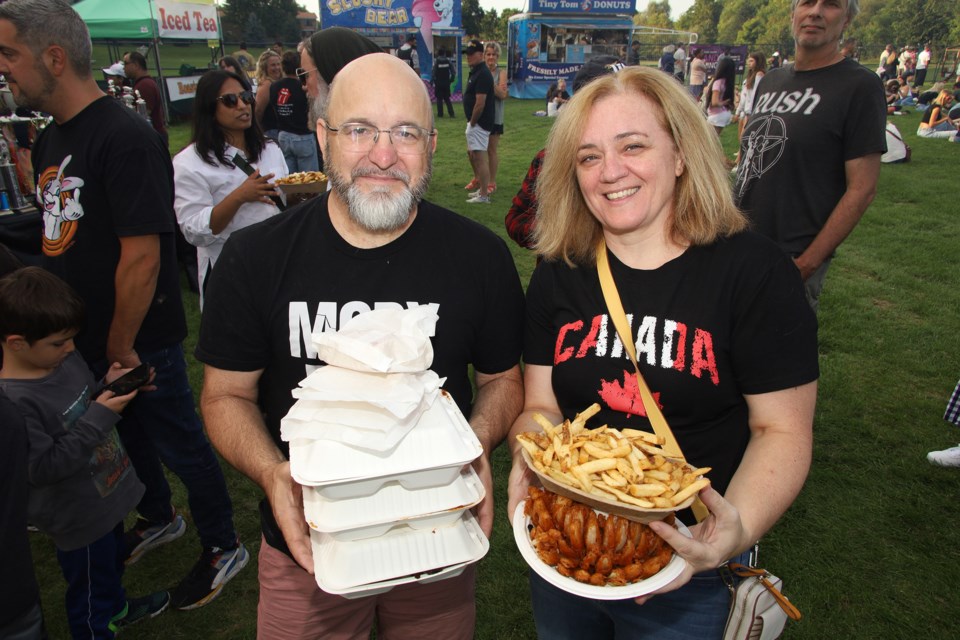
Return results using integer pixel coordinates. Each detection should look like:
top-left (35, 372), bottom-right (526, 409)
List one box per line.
top-left (504, 149), bottom-right (545, 250)
top-left (945, 379), bottom-right (960, 426)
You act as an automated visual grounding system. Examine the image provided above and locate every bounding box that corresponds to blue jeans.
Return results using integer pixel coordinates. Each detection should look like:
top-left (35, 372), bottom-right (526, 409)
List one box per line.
top-left (106, 343), bottom-right (236, 550)
top-left (529, 555), bottom-right (746, 640)
top-left (57, 523), bottom-right (126, 639)
top-left (278, 131), bottom-right (318, 173)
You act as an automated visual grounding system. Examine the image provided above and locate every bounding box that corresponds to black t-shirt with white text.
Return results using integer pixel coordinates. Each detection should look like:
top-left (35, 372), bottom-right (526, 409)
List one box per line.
top-left (270, 77), bottom-right (311, 136)
top-left (197, 193), bottom-right (525, 450)
top-left (734, 58), bottom-right (886, 256)
top-left (33, 96), bottom-right (186, 364)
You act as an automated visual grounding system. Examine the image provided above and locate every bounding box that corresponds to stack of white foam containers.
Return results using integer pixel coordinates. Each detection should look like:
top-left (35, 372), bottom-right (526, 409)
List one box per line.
top-left (284, 308), bottom-right (489, 598)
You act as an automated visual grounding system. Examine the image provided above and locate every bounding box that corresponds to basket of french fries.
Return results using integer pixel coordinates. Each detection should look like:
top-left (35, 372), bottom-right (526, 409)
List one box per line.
top-left (275, 170), bottom-right (328, 194)
top-left (516, 403), bottom-right (711, 523)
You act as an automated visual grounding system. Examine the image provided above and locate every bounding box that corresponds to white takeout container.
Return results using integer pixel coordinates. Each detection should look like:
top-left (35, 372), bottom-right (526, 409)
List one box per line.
top-left (312, 510), bottom-right (489, 597)
top-left (289, 391), bottom-right (483, 499)
top-left (304, 466), bottom-right (485, 541)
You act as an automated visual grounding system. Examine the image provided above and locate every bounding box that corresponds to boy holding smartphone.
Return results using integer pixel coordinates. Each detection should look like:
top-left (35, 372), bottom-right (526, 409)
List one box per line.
top-left (0, 267), bottom-right (168, 637)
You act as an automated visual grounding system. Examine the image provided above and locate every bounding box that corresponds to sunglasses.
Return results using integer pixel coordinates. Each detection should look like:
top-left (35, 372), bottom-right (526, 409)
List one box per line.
top-left (216, 90), bottom-right (254, 108)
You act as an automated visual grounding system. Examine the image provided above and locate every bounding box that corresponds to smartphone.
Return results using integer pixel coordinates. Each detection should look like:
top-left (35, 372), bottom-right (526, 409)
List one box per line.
top-left (102, 363), bottom-right (151, 396)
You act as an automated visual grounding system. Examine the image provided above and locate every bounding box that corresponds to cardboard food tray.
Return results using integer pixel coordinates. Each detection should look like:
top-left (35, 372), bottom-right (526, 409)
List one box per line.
top-left (277, 179), bottom-right (327, 194)
top-left (303, 466), bottom-right (485, 541)
top-left (289, 392), bottom-right (482, 498)
top-left (312, 510), bottom-right (489, 595)
top-left (521, 449), bottom-right (696, 523)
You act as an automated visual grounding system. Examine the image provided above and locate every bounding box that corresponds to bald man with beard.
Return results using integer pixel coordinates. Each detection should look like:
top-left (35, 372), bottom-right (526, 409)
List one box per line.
top-left (195, 54), bottom-right (525, 639)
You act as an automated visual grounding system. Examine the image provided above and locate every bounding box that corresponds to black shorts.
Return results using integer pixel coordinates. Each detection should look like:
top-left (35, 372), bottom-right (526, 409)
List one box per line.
top-left (491, 123), bottom-right (504, 135)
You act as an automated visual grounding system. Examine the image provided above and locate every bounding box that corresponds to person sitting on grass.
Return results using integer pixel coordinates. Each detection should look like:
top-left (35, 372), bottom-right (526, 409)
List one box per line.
top-left (916, 90), bottom-right (958, 141)
top-left (0, 267), bottom-right (169, 638)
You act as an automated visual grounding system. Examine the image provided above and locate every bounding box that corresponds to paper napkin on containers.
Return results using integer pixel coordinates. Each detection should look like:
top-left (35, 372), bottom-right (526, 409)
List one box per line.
top-left (312, 305), bottom-right (438, 373)
top-left (281, 306), bottom-right (442, 452)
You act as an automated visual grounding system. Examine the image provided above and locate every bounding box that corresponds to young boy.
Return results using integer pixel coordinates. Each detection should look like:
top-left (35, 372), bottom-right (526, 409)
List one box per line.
top-left (0, 267), bottom-right (169, 638)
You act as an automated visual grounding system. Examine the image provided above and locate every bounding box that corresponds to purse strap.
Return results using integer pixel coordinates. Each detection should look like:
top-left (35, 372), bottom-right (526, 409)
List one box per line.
top-left (595, 237), bottom-right (709, 521)
top-left (726, 563), bottom-right (803, 621)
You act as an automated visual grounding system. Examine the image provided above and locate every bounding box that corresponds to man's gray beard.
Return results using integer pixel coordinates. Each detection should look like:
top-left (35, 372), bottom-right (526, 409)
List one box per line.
top-left (326, 145), bottom-right (433, 233)
top-left (306, 79), bottom-right (329, 132)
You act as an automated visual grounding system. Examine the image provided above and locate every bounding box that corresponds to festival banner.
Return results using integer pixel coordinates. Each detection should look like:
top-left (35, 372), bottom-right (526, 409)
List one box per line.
top-left (155, 0), bottom-right (219, 40)
top-left (527, 0), bottom-right (635, 15)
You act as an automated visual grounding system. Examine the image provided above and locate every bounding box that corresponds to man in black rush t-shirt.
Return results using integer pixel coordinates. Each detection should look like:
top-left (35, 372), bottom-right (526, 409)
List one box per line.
top-left (0, 0), bottom-right (245, 611)
top-left (197, 53), bottom-right (524, 639)
top-left (734, 0), bottom-right (885, 312)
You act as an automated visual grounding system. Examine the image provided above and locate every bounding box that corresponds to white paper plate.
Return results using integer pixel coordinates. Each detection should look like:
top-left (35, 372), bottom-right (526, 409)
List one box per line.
top-left (290, 391), bottom-right (483, 498)
top-left (303, 466), bottom-right (486, 541)
top-left (313, 510), bottom-right (489, 595)
top-left (512, 500), bottom-right (689, 600)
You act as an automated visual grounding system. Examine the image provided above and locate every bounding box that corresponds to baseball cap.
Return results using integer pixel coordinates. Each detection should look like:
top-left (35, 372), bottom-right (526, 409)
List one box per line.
top-left (572, 55), bottom-right (624, 92)
top-left (102, 62), bottom-right (125, 78)
top-left (465, 40), bottom-right (484, 55)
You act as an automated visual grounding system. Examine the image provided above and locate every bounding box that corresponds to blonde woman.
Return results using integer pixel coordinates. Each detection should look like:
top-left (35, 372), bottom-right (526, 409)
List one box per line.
top-left (254, 49), bottom-right (282, 139)
top-left (485, 41), bottom-right (508, 194)
top-left (917, 90), bottom-right (958, 140)
top-left (506, 66), bottom-right (818, 639)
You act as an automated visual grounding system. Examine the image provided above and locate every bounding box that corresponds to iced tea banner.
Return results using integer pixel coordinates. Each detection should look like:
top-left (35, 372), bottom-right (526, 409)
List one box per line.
top-left (155, 0), bottom-right (219, 39)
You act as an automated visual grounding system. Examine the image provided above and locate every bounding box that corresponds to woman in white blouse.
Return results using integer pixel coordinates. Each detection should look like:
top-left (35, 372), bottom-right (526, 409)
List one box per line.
top-left (173, 70), bottom-right (288, 305)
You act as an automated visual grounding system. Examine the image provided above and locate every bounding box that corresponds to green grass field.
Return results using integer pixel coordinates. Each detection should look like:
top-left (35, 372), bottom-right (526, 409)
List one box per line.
top-left (29, 99), bottom-right (960, 639)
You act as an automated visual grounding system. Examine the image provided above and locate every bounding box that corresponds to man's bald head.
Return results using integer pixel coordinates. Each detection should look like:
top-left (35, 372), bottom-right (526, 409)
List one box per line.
top-left (324, 53), bottom-right (433, 129)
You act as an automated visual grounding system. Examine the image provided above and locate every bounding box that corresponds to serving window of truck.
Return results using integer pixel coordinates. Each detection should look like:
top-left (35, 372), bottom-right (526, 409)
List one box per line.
top-left (507, 0), bottom-right (636, 99)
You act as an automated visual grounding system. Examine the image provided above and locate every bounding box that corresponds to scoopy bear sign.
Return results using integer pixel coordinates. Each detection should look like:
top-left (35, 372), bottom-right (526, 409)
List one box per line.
top-left (155, 0), bottom-right (219, 39)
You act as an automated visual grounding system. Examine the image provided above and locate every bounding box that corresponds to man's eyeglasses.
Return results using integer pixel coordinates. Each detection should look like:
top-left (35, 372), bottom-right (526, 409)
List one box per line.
top-left (216, 91), bottom-right (255, 108)
top-left (296, 67), bottom-right (316, 79)
top-left (323, 122), bottom-right (435, 155)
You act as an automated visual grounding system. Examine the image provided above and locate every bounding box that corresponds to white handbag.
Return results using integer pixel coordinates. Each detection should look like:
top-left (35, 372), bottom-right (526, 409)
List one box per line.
top-left (722, 563), bottom-right (801, 640)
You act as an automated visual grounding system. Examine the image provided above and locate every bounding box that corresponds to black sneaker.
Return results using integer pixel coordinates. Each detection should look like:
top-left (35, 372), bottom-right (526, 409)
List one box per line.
top-left (110, 591), bottom-right (169, 633)
top-left (123, 509), bottom-right (187, 565)
top-left (170, 542), bottom-right (250, 610)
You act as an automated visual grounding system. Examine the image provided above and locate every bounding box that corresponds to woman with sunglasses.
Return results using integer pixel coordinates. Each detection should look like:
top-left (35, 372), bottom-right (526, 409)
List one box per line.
top-left (173, 70), bottom-right (288, 305)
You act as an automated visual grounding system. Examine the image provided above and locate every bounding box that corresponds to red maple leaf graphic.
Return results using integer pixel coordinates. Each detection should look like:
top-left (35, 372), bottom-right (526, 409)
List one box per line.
top-left (598, 370), bottom-right (662, 418)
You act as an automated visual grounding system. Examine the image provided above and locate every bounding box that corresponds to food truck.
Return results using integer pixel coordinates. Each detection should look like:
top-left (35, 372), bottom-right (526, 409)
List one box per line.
top-left (320, 0), bottom-right (465, 98)
top-left (507, 0), bottom-right (636, 99)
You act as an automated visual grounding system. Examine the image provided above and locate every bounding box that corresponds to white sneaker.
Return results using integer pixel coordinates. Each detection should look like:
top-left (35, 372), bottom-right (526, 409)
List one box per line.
top-left (927, 445), bottom-right (960, 467)
top-left (466, 194), bottom-right (490, 204)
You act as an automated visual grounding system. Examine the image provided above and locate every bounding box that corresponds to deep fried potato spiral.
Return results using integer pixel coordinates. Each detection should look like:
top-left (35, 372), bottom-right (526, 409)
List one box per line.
top-left (524, 486), bottom-right (675, 587)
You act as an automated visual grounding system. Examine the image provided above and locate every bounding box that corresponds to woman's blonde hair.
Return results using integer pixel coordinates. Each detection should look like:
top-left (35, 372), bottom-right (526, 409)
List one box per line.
top-left (534, 65), bottom-right (747, 266)
top-left (484, 41), bottom-right (501, 57)
top-left (934, 90), bottom-right (953, 106)
top-left (255, 50), bottom-right (280, 85)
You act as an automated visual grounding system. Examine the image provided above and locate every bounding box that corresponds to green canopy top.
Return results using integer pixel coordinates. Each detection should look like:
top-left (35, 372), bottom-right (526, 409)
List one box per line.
top-left (74, 0), bottom-right (156, 40)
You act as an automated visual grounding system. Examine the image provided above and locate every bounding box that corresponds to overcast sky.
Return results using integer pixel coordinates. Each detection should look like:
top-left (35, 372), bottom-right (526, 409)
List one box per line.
top-left (299, 0), bottom-right (695, 21)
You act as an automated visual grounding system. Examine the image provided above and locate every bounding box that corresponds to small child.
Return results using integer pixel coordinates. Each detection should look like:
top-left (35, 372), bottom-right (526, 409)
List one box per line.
top-left (0, 267), bottom-right (168, 638)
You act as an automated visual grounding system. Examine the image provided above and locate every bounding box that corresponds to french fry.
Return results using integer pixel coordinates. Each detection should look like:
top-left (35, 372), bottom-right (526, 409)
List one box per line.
top-left (575, 458), bottom-right (619, 475)
top-left (671, 478), bottom-right (711, 505)
top-left (517, 437), bottom-right (542, 459)
top-left (533, 413), bottom-right (559, 438)
top-left (628, 483), bottom-right (668, 497)
top-left (583, 441), bottom-right (631, 459)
